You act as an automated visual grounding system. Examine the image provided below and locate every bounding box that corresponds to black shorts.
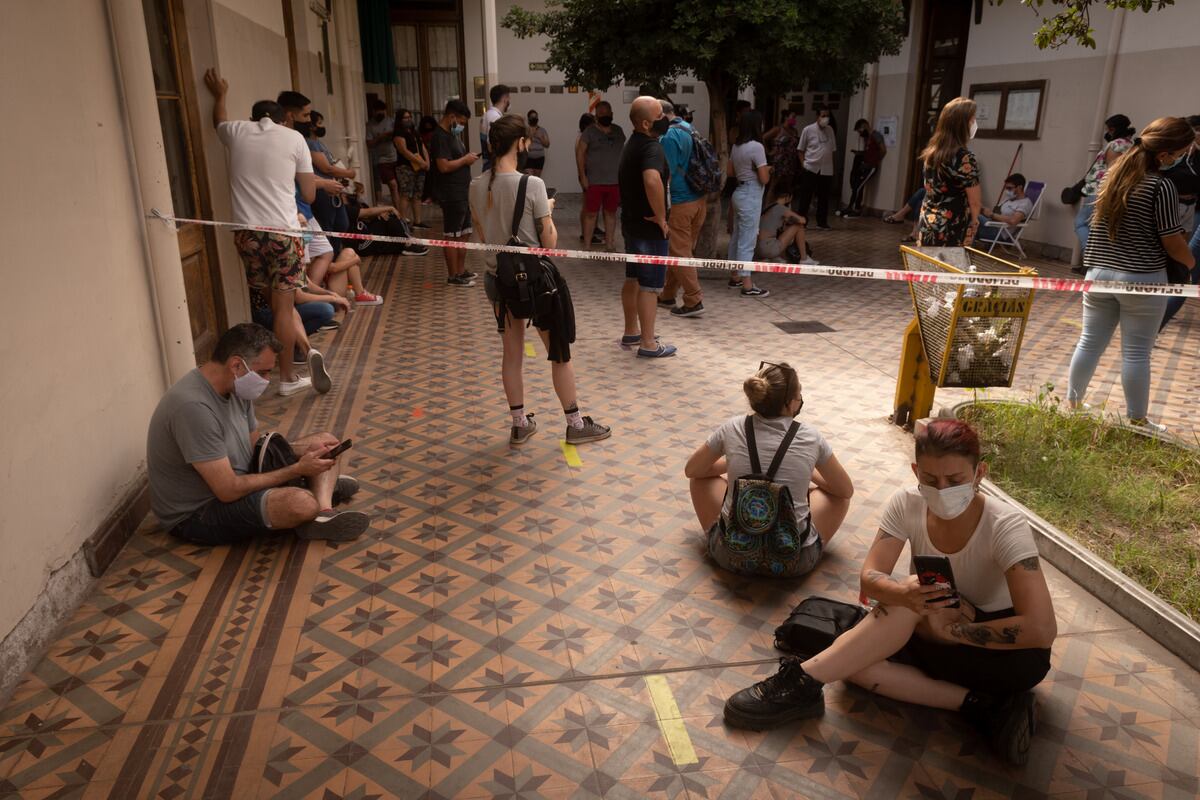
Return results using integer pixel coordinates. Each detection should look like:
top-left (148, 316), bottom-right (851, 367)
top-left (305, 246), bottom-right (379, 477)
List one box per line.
top-left (439, 199), bottom-right (472, 238)
top-left (171, 491), bottom-right (273, 546)
top-left (525, 156), bottom-right (546, 170)
top-left (888, 607), bottom-right (1051, 695)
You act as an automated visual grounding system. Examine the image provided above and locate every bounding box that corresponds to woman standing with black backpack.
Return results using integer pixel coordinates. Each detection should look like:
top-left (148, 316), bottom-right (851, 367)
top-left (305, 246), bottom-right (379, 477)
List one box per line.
top-left (468, 114), bottom-right (611, 447)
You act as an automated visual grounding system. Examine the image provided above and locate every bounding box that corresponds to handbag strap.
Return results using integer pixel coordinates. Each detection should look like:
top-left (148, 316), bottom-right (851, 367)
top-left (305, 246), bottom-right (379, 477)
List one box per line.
top-left (765, 420), bottom-right (801, 480)
top-left (510, 174), bottom-right (530, 240)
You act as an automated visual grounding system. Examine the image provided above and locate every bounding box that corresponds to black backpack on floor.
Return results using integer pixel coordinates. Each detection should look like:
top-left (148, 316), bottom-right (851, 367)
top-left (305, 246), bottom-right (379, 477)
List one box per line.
top-left (774, 597), bottom-right (867, 657)
top-left (355, 214), bottom-right (416, 256)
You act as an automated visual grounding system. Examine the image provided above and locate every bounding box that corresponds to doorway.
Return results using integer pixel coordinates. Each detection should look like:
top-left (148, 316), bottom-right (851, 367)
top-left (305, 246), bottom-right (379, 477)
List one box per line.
top-left (143, 0), bottom-right (225, 363)
top-left (905, 0), bottom-right (973, 194)
top-left (391, 22), bottom-right (466, 117)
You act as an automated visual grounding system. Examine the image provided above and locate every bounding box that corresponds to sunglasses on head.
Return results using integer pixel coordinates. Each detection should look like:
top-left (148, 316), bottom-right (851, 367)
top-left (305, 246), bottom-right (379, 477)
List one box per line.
top-left (759, 361), bottom-right (804, 411)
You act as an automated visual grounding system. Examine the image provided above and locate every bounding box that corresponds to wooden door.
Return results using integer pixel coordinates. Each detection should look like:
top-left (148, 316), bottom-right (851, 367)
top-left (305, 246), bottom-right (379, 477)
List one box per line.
top-left (905, 0), bottom-right (973, 195)
top-left (143, 0), bottom-right (226, 363)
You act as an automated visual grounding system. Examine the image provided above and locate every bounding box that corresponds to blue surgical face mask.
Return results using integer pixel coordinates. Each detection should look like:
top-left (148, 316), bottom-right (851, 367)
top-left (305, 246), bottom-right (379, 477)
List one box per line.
top-left (451, 122), bottom-right (465, 135)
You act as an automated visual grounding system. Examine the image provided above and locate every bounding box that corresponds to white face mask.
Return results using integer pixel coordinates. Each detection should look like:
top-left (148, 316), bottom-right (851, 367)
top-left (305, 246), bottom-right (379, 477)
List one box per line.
top-left (969, 119), bottom-right (978, 140)
top-left (918, 472), bottom-right (978, 520)
top-left (1002, 189), bottom-right (1015, 201)
top-left (233, 358), bottom-right (270, 401)
top-left (818, 117), bottom-right (829, 128)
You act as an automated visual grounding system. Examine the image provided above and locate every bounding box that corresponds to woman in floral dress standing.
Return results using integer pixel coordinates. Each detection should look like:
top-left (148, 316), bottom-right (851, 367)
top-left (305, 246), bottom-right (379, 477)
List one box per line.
top-left (918, 98), bottom-right (982, 247)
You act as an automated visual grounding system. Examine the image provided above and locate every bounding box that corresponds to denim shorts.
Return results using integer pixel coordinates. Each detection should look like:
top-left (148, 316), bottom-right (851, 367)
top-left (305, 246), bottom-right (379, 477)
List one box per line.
top-left (171, 490), bottom-right (273, 546)
top-left (625, 237), bottom-right (669, 291)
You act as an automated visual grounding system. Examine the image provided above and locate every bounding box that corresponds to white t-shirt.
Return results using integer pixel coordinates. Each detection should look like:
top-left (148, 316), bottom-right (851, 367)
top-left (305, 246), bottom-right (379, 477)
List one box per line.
top-left (706, 414), bottom-right (833, 523)
top-left (468, 171), bottom-right (550, 274)
top-left (482, 106), bottom-right (503, 138)
top-left (217, 119), bottom-right (313, 230)
top-left (878, 487), bottom-right (1039, 612)
top-left (731, 141), bottom-right (768, 184)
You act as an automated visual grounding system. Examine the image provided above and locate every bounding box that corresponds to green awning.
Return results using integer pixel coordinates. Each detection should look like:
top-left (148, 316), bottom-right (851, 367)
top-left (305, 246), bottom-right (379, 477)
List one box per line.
top-left (358, 0), bottom-right (395, 84)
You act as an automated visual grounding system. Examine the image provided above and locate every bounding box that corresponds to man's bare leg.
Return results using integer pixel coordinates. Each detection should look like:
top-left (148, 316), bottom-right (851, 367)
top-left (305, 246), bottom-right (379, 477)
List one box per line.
top-left (271, 289), bottom-right (298, 382)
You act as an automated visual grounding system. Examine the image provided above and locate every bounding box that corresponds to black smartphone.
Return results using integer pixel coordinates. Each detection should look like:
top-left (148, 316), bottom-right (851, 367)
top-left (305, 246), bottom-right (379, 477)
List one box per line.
top-left (913, 555), bottom-right (960, 608)
top-left (546, 188), bottom-right (558, 200)
top-left (323, 439), bottom-right (352, 460)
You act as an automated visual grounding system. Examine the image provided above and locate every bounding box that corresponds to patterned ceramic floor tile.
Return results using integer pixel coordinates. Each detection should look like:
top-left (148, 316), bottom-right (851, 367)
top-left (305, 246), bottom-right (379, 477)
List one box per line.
top-left (2, 200), bottom-right (1199, 798)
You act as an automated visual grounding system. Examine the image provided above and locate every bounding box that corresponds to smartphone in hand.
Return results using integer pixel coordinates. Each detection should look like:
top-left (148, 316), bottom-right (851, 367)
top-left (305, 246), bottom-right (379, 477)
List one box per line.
top-left (323, 438), bottom-right (352, 460)
top-left (913, 554), bottom-right (960, 608)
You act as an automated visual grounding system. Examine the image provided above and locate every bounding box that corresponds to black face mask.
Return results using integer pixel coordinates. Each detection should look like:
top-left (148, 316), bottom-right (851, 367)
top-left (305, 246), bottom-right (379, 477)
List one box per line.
top-left (295, 121), bottom-right (312, 137)
top-left (401, 119), bottom-right (414, 128)
top-left (1104, 131), bottom-right (1114, 142)
top-left (372, 113), bottom-right (385, 122)
top-left (313, 126), bottom-right (326, 138)
top-left (650, 116), bottom-right (670, 137)
top-left (597, 115), bottom-right (614, 127)
top-left (529, 116), bottom-right (538, 126)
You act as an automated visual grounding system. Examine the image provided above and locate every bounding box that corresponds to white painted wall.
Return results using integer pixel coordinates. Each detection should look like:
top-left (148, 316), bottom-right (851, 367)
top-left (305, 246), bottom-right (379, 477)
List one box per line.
top-left (0, 2), bottom-right (167, 643)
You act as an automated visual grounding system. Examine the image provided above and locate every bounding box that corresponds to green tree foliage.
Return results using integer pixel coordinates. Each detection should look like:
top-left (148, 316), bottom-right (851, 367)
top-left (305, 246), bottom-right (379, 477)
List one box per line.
top-left (995, 0), bottom-right (1175, 49)
top-left (502, 0), bottom-right (906, 148)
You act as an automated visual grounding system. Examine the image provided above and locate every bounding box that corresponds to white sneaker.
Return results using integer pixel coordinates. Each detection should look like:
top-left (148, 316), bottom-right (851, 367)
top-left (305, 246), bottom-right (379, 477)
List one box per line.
top-left (1128, 418), bottom-right (1167, 434)
top-left (800, 256), bottom-right (819, 265)
top-left (307, 349), bottom-right (331, 394)
top-left (278, 376), bottom-right (313, 396)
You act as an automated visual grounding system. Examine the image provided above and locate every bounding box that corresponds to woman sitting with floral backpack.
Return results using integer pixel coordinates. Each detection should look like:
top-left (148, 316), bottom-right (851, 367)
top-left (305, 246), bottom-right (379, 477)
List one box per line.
top-left (684, 361), bottom-right (854, 576)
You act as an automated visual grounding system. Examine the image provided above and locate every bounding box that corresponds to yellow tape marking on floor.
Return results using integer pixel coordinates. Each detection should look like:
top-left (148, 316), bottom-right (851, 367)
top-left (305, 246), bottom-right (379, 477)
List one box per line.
top-left (560, 441), bottom-right (583, 467)
top-left (525, 342), bottom-right (536, 357)
top-left (645, 674), bottom-right (698, 766)
top-left (1061, 317), bottom-right (1083, 329)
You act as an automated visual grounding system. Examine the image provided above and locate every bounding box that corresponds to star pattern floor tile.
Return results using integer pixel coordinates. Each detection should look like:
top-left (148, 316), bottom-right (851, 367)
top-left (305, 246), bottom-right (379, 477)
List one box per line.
top-left (2, 198), bottom-right (1199, 798)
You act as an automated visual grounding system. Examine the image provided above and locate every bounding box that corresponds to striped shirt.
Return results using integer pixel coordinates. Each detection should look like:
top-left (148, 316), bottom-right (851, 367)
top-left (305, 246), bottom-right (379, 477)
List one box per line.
top-left (1083, 175), bottom-right (1182, 274)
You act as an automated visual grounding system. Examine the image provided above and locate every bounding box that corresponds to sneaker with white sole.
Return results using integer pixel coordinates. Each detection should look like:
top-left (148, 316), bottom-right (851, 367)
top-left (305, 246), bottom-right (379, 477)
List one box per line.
top-left (332, 475), bottom-right (360, 505)
top-left (278, 376), bottom-right (313, 396)
top-left (1128, 418), bottom-right (1167, 434)
top-left (307, 349), bottom-right (332, 394)
top-left (510, 414), bottom-right (538, 445)
top-left (671, 302), bottom-right (704, 318)
top-left (296, 509), bottom-right (370, 541)
top-left (317, 319), bottom-right (341, 332)
top-left (354, 292), bottom-right (383, 306)
top-left (741, 287), bottom-right (770, 298)
top-left (447, 274), bottom-right (476, 288)
top-left (565, 416), bottom-right (612, 444)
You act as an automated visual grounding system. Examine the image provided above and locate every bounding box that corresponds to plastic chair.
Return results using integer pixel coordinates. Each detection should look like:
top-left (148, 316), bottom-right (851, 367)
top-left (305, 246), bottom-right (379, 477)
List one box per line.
top-left (982, 181), bottom-right (1044, 259)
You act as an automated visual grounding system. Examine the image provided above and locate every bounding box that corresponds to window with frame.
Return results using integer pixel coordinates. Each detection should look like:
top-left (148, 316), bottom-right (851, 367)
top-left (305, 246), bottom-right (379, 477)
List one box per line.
top-left (969, 80), bottom-right (1046, 140)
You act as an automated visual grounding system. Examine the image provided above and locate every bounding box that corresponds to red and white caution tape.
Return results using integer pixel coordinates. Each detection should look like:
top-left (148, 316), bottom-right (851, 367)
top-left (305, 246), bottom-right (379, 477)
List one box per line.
top-left (148, 210), bottom-right (1200, 298)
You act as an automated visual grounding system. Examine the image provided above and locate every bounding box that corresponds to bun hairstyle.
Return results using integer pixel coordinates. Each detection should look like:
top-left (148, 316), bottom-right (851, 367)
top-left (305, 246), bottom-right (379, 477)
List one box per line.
top-left (743, 362), bottom-right (800, 417)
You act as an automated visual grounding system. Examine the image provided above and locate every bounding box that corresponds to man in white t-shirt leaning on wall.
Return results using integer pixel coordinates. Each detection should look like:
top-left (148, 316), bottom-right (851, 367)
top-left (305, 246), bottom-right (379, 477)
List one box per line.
top-left (203, 68), bottom-right (317, 397)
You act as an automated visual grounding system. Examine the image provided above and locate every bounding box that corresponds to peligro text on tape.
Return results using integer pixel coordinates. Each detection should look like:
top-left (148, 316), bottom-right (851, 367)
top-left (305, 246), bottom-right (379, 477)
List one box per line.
top-left (147, 210), bottom-right (1200, 299)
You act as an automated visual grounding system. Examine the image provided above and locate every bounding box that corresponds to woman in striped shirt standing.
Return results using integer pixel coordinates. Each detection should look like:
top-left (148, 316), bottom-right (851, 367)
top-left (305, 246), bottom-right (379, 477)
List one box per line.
top-left (1066, 117), bottom-right (1197, 431)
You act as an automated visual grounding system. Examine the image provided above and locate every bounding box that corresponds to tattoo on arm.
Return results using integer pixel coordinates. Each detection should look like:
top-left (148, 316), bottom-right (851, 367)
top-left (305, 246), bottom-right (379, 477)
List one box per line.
top-left (1014, 556), bottom-right (1040, 572)
top-left (871, 604), bottom-right (890, 618)
top-left (534, 216), bottom-right (545, 236)
top-left (949, 622), bottom-right (1019, 646)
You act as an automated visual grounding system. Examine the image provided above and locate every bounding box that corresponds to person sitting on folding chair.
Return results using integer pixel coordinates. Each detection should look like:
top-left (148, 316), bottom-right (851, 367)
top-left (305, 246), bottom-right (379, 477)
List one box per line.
top-left (976, 174), bottom-right (1034, 246)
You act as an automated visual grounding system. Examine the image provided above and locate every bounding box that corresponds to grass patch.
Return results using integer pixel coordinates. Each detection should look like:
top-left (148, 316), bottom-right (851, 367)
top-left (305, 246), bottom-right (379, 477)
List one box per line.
top-left (961, 390), bottom-right (1200, 623)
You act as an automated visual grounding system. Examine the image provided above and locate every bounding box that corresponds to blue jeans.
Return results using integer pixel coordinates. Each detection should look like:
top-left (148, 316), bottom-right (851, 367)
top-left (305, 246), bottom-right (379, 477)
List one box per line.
top-left (904, 187), bottom-right (926, 220)
top-left (728, 182), bottom-right (762, 277)
top-left (1074, 196), bottom-right (1096, 253)
top-left (252, 301), bottom-right (335, 336)
top-left (1160, 213), bottom-right (1200, 329)
top-left (624, 236), bottom-right (669, 290)
top-left (1067, 267), bottom-right (1168, 421)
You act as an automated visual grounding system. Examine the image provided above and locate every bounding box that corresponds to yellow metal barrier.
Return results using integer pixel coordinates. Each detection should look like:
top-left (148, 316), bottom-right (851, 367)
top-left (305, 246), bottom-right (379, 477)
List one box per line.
top-left (892, 246), bottom-right (1037, 428)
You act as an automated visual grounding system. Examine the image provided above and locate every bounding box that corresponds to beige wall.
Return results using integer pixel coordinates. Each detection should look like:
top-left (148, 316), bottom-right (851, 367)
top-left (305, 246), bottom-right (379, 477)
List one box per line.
top-left (0, 2), bottom-right (168, 640)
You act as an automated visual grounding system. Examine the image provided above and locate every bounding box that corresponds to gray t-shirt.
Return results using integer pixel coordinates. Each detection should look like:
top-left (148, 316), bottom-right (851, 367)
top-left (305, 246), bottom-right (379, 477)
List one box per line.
top-left (706, 414), bottom-right (834, 521)
top-left (468, 171), bottom-right (551, 274)
top-left (146, 369), bottom-right (257, 529)
top-left (731, 140), bottom-right (767, 184)
top-left (759, 202), bottom-right (788, 237)
top-left (581, 124), bottom-right (626, 185)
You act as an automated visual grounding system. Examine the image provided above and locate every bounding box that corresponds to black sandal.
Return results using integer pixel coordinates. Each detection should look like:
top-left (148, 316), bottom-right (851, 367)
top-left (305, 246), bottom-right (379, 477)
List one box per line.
top-left (900, 235), bottom-right (917, 244)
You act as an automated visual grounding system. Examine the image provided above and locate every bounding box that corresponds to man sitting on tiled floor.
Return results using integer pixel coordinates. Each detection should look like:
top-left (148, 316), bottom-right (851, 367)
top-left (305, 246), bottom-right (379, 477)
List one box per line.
top-left (146, 323), bottom-right (369, 544)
